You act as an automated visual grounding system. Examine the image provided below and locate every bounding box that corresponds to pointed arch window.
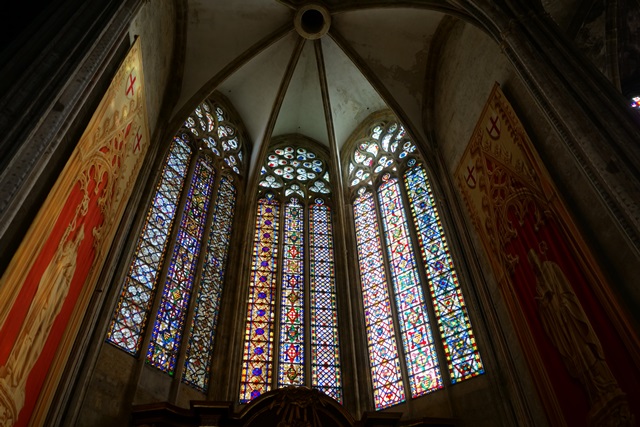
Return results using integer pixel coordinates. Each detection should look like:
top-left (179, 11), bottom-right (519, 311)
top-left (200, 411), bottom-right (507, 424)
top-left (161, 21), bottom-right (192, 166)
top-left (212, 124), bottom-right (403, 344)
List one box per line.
top-left (239, 142), bottom-right (342, 404)
top-left (347, 118), bottom-right (484, 409)
top-left (106, 97), bottom-right (245, 392)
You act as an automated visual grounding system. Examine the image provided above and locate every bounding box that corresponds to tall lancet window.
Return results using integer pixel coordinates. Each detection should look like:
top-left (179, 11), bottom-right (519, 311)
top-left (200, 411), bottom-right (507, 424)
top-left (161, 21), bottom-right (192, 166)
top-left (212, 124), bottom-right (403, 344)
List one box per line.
top-left (106, 96), bottom-right (246, 392)
top-left (239, 141), bottom-right (342, 404)
top-left (347, 117), bottom-right (484, 409)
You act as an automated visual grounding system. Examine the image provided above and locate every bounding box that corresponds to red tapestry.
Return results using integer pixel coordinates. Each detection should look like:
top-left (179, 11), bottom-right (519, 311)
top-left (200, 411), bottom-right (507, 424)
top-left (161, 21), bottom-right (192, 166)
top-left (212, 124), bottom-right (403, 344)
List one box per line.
top-left (456, 83), bottom-right (640, 426)
top-left (0, 37), bottom-right (150, 426)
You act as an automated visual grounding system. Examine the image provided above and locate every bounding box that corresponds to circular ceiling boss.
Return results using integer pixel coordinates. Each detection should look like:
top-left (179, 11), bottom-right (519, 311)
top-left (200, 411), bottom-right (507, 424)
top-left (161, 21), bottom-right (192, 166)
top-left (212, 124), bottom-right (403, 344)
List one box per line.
top-left (294, 4), bottom-right (331, 40)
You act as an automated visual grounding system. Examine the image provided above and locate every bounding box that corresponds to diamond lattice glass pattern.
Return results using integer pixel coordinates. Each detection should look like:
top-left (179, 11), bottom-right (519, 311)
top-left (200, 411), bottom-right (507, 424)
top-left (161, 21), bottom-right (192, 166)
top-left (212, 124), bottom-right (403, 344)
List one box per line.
top-left (349, 118), bottom-right (484, 409)
top-left (107, 97), bottom-right (245, 394)
top-left (240, 144), bottom-right (342, 403)
top-left (107, 137), bottom-right (191, 354)
top-left (404, 165), bottom-right (484, 382)
top-left (378, 176), bottom-right (442, 396)
top-left (309, 200), bottom-right (342, 402)
top-left (353, 191), bottom-right (405, 409)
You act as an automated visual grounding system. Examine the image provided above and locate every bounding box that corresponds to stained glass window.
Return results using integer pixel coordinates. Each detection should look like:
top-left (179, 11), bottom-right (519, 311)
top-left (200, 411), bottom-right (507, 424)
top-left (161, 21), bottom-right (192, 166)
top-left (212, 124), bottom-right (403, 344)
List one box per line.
top-left (107, 96), bottom-right (245, 392)
top-left (353, 190), bottom-right (404, 409)
top-left (279, 197), bottom-right (305, 387)
top-left (183, 176), bottom-right (237, 390)
top-left (378, 175), bottom-right (442, 397)
top-left (240, 194), bottom-right (280, 402)
top-left (309, 199), bottom-right (341, 402)
top-left (106, 137), bottom-right (191, 354)
top-left (630, 96), bottom-right (640, 109)
top-left (347, 118), bottom-right (484, 409)
top-left (404, 166), bottom-right (483, 383)
top-left (147, 157), bottom-right (216, 373)
top-left (240, 142), bottom-right (342, 403)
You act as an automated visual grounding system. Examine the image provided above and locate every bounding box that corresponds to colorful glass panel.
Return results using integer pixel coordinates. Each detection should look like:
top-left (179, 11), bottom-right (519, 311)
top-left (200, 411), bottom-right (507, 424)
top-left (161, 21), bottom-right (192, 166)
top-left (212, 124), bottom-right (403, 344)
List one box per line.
top-left (278, 198), bottom-right (305, 387)
top-left (348, 122), bottom-right (415, 188)
top-left (378, 176), bottom-right (442, 396)
top-left (309, 200), bottom-right (342, 402)
top-left (147, 156), bottom-right (216, 374)
top-left (404, 165), bottom-right (484, 382)
top-left (185, 100), bottom-right (244, 175)
top-left (240, 194), bottom-right (280, 403)
top-left (259, 146), bottom-right (329, 197)
top-left (353, 191), bottom-right (405, 409)
top-left (107, 137), bottom-right (191, 354)
top-left (182, 177), bottom-right (237, 391)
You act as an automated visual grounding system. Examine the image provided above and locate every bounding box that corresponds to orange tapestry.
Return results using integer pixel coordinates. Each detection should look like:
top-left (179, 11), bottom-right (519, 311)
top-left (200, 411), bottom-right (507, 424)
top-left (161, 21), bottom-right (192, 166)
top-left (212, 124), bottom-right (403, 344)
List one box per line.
top-left (456, 83), bottom-right (640, 426)
top-left (0, 37), bottom-right (150, 426)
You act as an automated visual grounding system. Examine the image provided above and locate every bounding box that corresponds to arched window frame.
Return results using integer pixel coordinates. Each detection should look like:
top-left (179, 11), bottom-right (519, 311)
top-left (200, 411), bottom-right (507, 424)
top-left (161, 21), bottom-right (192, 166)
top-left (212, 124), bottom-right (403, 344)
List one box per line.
top-left (106, 93), bottom-right (249, 394)
top-left (239, 135), bottom-right (343, 404)
top-left (342, 111), bottom-right (484, 410)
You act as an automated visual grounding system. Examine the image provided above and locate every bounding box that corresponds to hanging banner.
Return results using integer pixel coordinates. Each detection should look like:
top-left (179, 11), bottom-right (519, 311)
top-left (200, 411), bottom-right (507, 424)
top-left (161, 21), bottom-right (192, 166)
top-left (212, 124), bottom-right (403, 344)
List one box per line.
top-left (0, 37), bottom-right (150, 426)
top-left (456, 83), bottom-right (640, 426)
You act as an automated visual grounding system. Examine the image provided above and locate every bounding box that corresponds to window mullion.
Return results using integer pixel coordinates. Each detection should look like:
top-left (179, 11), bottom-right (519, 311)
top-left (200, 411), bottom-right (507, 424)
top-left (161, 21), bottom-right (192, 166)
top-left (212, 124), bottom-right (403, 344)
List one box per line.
top-left (239, 193), bottom-right (281, 402)
top-left (169, 165), bottom-right (223, 400)
top-left (303, 199), bottom-right (312, 388)
top-left (373, 181), bottom-right (414, 401)
top-left (136, 146), bottom-right (200, 369)
top-left (147, 152), bottom-right (219, 378)
top-left (398, 171), bottom-right (451, 388)
top-left (273, 195), bottom-right (286, 390)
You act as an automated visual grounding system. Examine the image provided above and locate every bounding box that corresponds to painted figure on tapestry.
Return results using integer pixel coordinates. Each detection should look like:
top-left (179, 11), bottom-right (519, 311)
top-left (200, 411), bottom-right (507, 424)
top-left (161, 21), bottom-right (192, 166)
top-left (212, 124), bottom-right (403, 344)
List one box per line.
top-left (456, 83), bottom-right (639, 426)
top-left (0, 38), bottom-right (150, 426)
top-left (0, 226), bottom-right (84, 424)
top-left (527, 249), bottom-right (625, 407)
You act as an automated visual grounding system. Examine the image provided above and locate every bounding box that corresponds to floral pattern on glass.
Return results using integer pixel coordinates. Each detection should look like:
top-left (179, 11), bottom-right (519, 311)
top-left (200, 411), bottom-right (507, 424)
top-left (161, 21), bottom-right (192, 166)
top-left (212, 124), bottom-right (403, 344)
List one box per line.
top-left (184, 99), bottom-right (244, 175)
top-left (348, 122), bottom-right (416, 188)
top-left (260, 146), bottom-right (330, 198)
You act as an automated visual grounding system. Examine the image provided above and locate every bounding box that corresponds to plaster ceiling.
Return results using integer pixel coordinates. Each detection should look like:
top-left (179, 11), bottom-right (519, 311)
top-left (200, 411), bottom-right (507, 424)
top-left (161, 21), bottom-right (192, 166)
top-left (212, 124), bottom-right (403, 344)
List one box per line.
top-left (175, 1), bottom-right (445, 177)
top-left (174, 0), bottom-right (594, 176)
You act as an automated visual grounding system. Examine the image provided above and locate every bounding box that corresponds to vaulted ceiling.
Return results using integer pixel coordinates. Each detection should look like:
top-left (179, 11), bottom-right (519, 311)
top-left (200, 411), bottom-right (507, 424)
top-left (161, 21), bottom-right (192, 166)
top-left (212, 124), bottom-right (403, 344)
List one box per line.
top-left (167, 0), bottom-right (637, 179)
top-left (171, 1), bottom-right (449, 177)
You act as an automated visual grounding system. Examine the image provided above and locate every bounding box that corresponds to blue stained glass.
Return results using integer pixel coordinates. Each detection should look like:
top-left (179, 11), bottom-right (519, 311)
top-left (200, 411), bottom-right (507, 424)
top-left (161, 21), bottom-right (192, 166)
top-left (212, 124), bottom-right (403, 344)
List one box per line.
top-left (147, 156), bottom-right (216, 374)
top-left (404, 165), bottom-right (483, 383)
top-left (107, 138), bottom-right (191, 354)
top-left (378, 176), bottom-right (443, 397)
top-left (309, 201), bottom-right (342, 402)
top-left (354, 191), bottom-right (405, 409)
top-left (182, 177), bottom-right (237, 391)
